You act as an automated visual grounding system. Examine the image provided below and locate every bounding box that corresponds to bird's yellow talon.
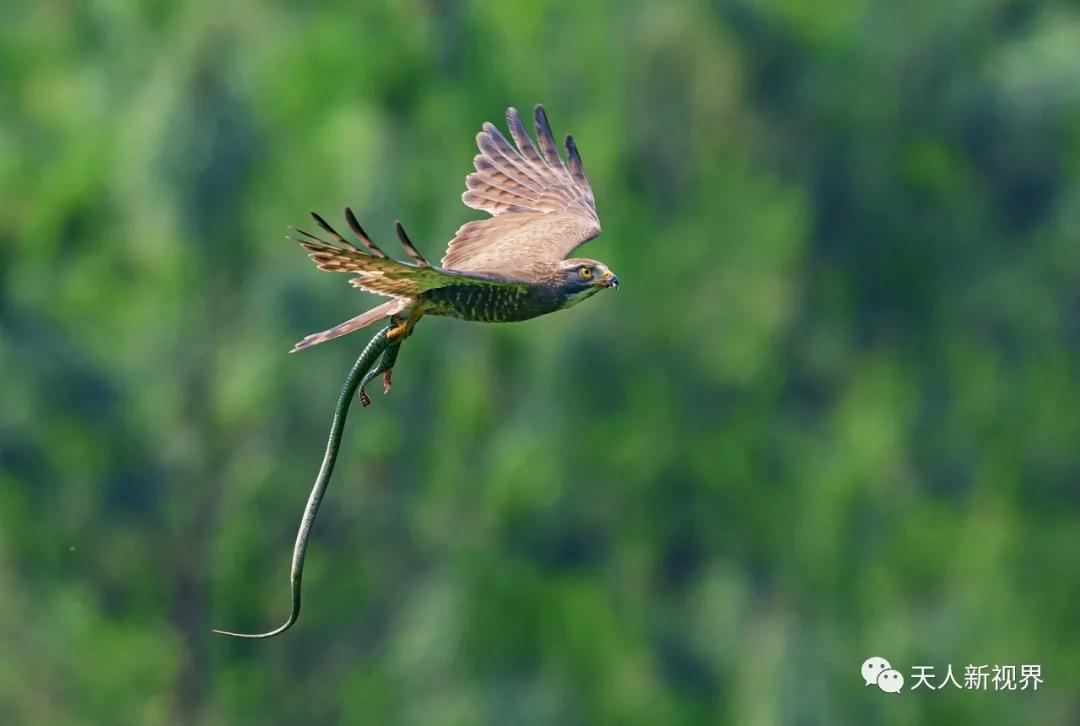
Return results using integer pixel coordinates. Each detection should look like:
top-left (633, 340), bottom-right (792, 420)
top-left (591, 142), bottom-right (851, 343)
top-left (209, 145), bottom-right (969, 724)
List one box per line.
top-left (387, 309), bottom-right (421, 342)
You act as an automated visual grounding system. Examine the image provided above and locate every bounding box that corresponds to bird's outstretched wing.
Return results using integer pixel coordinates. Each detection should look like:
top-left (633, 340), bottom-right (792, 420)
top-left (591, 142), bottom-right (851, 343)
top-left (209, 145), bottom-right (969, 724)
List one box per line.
top-left (295, 210), bottom-right (515, 298)
top-left (441, 105), bottom-right (601, 278)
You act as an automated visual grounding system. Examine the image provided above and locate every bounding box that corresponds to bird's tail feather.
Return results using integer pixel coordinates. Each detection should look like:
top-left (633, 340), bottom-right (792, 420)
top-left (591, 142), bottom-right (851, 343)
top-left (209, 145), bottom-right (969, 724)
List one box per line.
top-left (291, 299), bottom-right (408, 352)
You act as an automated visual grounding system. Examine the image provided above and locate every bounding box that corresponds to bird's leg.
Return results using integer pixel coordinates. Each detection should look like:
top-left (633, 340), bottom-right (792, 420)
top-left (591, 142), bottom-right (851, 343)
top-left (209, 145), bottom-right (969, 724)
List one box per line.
top-left (358, 340), bottom-right (400, 406)
top-left (357, 315), bottom-right (411, 404)
top-left (380, 341), bottom-right (400, 393)
top-left (387, 308), bottom-right (422, 342)
top-left (387, 313), bottom-right (406, 341)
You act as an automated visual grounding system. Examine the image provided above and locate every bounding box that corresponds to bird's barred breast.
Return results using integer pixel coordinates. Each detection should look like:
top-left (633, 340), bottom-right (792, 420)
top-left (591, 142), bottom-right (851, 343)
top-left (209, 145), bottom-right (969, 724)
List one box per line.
top-left (421, 283), bottom-right (555, 323)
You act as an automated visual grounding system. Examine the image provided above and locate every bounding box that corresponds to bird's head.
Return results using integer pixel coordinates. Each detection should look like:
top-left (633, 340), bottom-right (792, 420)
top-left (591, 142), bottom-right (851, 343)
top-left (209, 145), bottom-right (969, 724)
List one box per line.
top-left (554, 258), bottom-right (619, 308)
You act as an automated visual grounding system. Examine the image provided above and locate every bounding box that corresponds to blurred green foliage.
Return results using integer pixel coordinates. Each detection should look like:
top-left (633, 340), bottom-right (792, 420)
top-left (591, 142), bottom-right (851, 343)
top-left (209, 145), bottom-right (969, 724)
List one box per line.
top-left (2, 0), bottom-right (1079, 724)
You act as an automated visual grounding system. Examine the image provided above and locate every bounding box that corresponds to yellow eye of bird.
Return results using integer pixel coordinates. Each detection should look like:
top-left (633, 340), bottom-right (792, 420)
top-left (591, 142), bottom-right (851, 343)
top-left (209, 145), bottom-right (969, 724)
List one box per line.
top-left (579, 267), bottom-right (593, 280)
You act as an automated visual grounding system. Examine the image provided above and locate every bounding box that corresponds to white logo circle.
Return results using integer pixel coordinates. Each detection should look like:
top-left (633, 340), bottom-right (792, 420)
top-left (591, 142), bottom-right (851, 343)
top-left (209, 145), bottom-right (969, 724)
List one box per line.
top-left (861, 656), bottom-right (892, 686)
top-left (877, 668), bottom-right (904, 693)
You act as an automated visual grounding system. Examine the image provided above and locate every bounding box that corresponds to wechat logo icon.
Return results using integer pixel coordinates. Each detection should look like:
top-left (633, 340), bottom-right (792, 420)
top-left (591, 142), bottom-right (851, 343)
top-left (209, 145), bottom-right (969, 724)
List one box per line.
top-left (862, 656), bottom-right (904, 694)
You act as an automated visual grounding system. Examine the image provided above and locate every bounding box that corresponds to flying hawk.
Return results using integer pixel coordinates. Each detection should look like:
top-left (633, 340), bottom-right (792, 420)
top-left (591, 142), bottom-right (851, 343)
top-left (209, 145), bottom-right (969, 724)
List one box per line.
top-left (292, 104), bottom-right (618, 379)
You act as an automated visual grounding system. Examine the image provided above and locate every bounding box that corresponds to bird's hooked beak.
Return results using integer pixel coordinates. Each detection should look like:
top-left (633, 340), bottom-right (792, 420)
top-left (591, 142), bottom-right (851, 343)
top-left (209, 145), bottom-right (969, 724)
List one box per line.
top-left (596, 269), bottom-right (620, 289)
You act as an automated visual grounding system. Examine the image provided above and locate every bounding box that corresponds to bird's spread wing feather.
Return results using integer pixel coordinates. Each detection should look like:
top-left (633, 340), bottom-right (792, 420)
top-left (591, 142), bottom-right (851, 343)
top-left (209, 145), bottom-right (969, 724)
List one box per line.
top-left (442, 105), bottom-right (601, 277)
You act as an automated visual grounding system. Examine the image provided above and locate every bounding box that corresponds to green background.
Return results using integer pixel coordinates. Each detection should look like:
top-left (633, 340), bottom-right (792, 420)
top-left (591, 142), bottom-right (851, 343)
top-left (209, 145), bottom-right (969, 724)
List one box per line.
top-left (2, 0), bottom-right (1078, 724)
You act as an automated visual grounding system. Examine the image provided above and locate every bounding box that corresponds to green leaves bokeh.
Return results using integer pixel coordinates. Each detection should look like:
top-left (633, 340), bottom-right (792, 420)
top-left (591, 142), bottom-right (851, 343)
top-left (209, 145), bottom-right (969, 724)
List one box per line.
top-left (2, 0), bottom-right (1078, 723)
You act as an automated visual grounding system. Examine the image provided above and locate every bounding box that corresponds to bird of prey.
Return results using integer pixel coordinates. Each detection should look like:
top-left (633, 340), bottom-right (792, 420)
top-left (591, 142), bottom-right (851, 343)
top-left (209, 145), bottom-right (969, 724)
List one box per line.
top-left (291, 104), bottom-right (617, 395)
top-left (214, 105), bottom-right (615, 639)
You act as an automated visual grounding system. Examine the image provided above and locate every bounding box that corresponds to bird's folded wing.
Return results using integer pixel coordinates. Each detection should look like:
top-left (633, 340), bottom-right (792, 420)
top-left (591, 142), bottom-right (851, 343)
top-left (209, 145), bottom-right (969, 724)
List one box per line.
top-left (442, 105), bottom-right (601, 276)
top-left (297, 218), bottom-right (518, 298)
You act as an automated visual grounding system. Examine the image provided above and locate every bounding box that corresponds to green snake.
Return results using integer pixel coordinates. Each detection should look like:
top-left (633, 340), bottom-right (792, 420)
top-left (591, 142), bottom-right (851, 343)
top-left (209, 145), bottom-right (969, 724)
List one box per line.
top-left (213, 324), bottom-right (397, 638)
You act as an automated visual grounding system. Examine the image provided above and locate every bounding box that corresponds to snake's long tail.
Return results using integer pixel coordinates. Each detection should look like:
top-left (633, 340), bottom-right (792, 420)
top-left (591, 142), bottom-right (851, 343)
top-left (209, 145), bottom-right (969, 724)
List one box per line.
top-left (213, 324), bottom-right (393, 639)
